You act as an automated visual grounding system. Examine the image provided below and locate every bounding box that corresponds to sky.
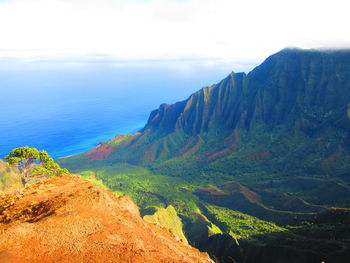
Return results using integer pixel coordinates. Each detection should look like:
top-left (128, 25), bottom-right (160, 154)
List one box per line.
top-left (0, 0), bottom-right (349, 64)
top-left (0, 0), bottom-right (349, 158)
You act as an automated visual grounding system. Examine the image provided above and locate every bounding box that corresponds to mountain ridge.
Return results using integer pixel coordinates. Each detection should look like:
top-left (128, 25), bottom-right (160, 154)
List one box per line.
top-left (56, 48), bottom-right (350, 263)
top-left (60, 48), bottom-right (350, 179)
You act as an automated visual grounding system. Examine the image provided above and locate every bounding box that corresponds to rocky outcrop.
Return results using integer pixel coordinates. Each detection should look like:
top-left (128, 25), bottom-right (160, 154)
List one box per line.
top-left (143, 48), bottom-right (350, 134)
top-left (0, 175), bottom-right (213, 263)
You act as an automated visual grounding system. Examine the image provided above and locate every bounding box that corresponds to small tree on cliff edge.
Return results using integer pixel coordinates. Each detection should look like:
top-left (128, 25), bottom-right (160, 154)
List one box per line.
top-left (4, 146), bottom-right (69, 177)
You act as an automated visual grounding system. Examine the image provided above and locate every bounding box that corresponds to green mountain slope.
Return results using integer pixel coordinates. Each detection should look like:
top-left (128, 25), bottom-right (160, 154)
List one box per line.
top-left (61, 48), bottom-right (350, 177)
top-left (143, 205), bottom-right (188, 243)
top-left (58, 48), bottom-right (350, 262)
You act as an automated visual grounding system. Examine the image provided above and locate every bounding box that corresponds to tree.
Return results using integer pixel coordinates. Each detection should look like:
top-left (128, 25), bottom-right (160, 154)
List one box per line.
top-left (4, 146), bottom-right (69, 177)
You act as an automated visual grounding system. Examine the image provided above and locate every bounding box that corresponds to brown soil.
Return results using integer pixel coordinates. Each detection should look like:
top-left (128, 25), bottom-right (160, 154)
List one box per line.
top-left (206, 148), bottom-right (231, 161)
top-left (179, 136), bottom-right (203, 157)
top-left (196, 185), bottom-right (230, 201)
top-left (321, 144), bottom-right (343, 170)
top-left (221, 181), bottom-right (260, 203)
top-left (0, 175), bottom-right (213, 263)
top-left (245, 151), bottom-right (270, 161)
top-left (85, 143), bottom-right (114, 161)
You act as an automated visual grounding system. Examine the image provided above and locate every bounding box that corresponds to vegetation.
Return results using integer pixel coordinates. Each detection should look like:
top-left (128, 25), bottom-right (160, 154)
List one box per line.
top-left (79, 171), bottom-right (109, 189)
top-left (202, 203), bottom-right (286, 240)
top-left (57, 49), bottom-right (350, 262)
top-left (4, 147), bottom-right (68, 182)
top-left (0, 160), bottom-right (23, 192)
top-left (144, 205), bottom-right (188, 243)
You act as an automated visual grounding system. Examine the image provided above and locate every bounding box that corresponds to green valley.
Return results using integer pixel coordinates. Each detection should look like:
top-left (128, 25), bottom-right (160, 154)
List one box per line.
top-left (58, 48), bottom-right (350, 263)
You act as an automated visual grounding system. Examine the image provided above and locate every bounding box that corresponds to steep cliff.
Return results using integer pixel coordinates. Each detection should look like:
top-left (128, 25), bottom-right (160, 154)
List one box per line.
top-left (60, 48), bottom-right (350, 180)
top-left (56, 48), bottom-right (350, 263)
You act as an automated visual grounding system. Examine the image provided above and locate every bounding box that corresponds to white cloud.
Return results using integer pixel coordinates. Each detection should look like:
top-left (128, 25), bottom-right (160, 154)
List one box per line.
top-left (0, 0), bottom-right (349, 62)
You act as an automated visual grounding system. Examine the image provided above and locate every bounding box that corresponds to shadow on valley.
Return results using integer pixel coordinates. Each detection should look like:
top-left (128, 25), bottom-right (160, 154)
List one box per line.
top-left (58, 161), bottom-right (350, 263)
top-left (200, 208), bottom-right (350, 263)
top-left (57, 49), bottom-right (350, 263)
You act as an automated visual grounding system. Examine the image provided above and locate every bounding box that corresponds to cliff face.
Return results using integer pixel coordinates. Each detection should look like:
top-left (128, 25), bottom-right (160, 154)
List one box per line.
top-left (144, 48), bottom-right (350, 134)
top-left (143, 72), bottom-right (247, 135)
top-left (0, 175), bottom-right (213, 263)
top-left (61, 48), bottom-right (350, 179)
top-left (54, 48), bottom-right (350, 263)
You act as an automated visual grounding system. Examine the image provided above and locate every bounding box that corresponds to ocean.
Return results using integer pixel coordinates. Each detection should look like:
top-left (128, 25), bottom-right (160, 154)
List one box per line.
top-left (0, 59), bottom-right (250, 159)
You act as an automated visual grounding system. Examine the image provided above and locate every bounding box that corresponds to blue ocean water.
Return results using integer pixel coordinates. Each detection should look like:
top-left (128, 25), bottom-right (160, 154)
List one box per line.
top-left (0, 59), bottom-right (255, 159)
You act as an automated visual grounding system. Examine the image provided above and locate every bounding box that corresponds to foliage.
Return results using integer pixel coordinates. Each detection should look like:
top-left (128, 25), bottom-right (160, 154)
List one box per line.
top-left (56, 49), bottom-right (350, 261)
top-left (202, 203), bottom-right (286, 240)
top-left (60, 159), bottom-right (350, 261)
top-left (0, 160), bottom-right (23, 191)
top-left (207, 219), bottom-right (223, 236)
top-left (4, 146), bottom-right (69, 178)
top-left (144, 205), bottom-right (188, 243)
top-left (5, 146), bottom-right (44, 172)
top-left (79, 171), bottom-right (117, 192)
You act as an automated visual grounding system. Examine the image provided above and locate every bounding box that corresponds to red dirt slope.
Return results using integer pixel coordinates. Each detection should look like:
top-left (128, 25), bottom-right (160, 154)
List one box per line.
top-left (85, 143), bottom-right (114, 161)
top-left (0, 175), bottom-right (213, 263)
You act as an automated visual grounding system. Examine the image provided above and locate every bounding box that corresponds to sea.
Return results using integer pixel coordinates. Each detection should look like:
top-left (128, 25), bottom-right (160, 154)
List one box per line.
top-left (0, 58), bottom-right (256, 159)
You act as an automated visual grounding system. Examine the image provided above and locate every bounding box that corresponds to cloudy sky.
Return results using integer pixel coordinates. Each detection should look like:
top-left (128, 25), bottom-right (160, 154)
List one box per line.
top-left (0, 0), bottom-right (349, 63)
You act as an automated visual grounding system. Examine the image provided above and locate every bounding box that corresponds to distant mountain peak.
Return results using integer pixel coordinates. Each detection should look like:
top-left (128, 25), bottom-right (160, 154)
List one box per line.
top-left (61, 48), bottom-right (350, 178)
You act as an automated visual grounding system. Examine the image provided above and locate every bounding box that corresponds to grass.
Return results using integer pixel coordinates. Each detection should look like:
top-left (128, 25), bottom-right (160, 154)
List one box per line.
top-left (202, 203), bottom-right (287, 240)
top-left (0, 160), bottom-right (23, 192)
top-left (70, 162), bottom-right (291, 248)
top-left (144, 205), bottom-right (188, 243)
top-left (70, 163), bottom-right (230, 245)
top-left (79, 170), bottom-right (107, 188)
top-left (60, 157), bottom-right (350, 261)
top-left (75, 163), bottom-right (205, 218)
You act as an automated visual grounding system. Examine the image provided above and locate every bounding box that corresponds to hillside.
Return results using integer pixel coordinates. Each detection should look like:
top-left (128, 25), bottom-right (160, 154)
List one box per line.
top-left (61, 48), bottom-right (350, 179)
top-left (0, 174), bottom-right (213, 263)
top-left (58, 48), bottom-right (350, 262)
top-left (59, 48), bottom-right (350, 214)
